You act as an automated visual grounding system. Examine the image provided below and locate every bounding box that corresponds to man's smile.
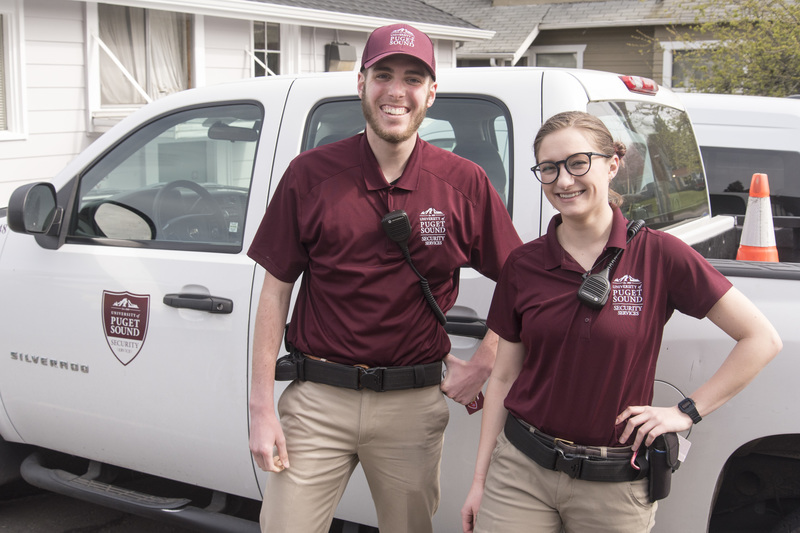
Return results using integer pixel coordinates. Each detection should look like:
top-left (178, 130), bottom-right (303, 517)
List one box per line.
top-left (381, 105), bottom-right (409, 116)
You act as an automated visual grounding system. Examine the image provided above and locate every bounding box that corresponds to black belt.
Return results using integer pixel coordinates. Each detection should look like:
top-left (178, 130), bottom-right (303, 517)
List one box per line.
top-left (504, 414), bottom-right (649, 482)
top-left (274, 351), bottom-right (442, 392)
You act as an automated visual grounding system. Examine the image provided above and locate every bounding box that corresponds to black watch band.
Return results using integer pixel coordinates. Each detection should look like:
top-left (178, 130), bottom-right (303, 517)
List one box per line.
top-left (678, 397), bottom-right (702, 424)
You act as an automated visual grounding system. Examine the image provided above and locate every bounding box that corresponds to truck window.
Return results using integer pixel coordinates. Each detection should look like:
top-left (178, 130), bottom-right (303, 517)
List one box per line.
top-left (68, 103), bottom-right (262, 252)
top-left (302, 97), bottom-right (513, 208)
top-left (701, 146), bottom-right (800, 217)
top-left (589, 101), bottom-right (708, 229)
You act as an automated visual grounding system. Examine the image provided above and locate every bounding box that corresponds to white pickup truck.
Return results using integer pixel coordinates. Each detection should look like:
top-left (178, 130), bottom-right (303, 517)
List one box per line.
top-left (1, 67), bottom-right (799, 533)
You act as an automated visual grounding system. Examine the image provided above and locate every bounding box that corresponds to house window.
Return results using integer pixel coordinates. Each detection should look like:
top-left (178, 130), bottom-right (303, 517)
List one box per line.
top-left (536, 53), bottom-right (575, 68)
top-left (0, 15), bottom-right (6, 131)
top-left (98, 4), bottom-right (191, 106)
top-left (661, 41), bottom-right (715, 90)
top-left (253, 21), bottom-right (280, 76)
top-left (457, 57), bottom-right (523, 67)
top-left (528, 45), bottom-right (586, 68)
top-left (457, 58), bottom-right (492, 67)
top-left (0, 0), bottom-right (25, 139)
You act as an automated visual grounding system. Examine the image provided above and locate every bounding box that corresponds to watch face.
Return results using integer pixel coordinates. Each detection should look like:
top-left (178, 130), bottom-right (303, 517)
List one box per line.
top-left (679, 398), bottom-right (701, 423)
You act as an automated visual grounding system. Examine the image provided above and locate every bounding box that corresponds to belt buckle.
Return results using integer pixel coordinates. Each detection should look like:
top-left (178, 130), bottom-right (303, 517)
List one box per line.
top-left (358, 367), bottom-right (385, 392)
top-left (555, 448), bottom-right (583, 479)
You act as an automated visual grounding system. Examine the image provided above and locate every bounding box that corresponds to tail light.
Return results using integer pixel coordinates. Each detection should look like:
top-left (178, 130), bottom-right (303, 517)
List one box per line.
top-left (620, 75), bottom-right (659, 95)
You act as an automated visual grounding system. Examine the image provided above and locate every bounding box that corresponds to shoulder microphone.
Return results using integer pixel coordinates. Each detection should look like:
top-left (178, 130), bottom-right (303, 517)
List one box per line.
top-left (577, 220), bottom-right (645, 309)
top-left (381, 210), bottom-right (447, 325)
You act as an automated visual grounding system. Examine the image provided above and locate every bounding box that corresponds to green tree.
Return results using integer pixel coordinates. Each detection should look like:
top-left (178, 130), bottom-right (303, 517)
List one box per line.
top-left (663, 0), bottom-right (800, 96)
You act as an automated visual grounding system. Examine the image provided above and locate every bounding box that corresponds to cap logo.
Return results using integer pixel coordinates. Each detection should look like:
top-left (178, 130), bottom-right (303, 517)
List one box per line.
top-left (389, 27), bottom-right (415, 48)
top-left (362, 23), bottom-right (435, 79)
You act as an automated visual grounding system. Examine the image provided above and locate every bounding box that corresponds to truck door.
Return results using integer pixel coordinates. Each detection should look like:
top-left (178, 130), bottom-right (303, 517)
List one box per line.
top-left (0, 101), bottom-right (275, 499)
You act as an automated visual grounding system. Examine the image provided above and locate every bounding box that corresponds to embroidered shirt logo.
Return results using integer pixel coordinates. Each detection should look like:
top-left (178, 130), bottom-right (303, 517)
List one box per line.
top-left (611, 274), bottom-right (643, 316)
top-left (390, 27), bottom-right (415, 48)
top-left (419, 208), bottom-right (446, 246)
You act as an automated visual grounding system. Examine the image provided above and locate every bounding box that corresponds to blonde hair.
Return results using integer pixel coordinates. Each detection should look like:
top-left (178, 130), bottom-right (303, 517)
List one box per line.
top-left (533, 111), bottom-right (625, 208)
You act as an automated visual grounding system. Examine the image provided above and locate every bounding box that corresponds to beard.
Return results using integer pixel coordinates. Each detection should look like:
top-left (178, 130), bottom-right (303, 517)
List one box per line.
top-left (361, 92), bottom-right (428, 144)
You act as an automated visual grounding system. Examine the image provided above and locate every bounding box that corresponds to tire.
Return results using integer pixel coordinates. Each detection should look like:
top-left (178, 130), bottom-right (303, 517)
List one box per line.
top-left (771, 507), bottom-right (800, 533)
top-left (0, 437), bottom-right (30, 486)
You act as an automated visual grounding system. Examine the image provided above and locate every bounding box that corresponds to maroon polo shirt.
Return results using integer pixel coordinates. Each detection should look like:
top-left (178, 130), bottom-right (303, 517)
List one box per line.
top-left (248, 133), bottom-right (521, 367)
top-left (488, 208), bottom-right (732, 447)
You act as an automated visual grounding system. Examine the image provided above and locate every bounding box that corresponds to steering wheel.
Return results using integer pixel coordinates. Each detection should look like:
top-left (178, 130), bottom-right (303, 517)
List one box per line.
top-left (153, 180), bottom-right (227, 242)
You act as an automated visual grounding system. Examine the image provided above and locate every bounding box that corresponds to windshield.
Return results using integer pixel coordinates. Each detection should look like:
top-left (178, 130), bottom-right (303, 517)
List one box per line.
top-left (589, 101), bottom-right (708, 229)
top-left (304, 97), bottom-right (513, 209)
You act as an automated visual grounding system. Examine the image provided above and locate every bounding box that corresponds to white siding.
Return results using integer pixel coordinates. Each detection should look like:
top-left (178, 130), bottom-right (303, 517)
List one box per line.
top-left (0, 0), bottom-right (91, 207)
top-left (204, 16), bottom-right (251, 86)
top-left (25, 39), bottom-right (83, 65)
top-left (28, 108), bottom-right (86, 133)
top-left (27, 63), bottom-right (84, 87)
top-left (436, 40), bottom-right (457, 69)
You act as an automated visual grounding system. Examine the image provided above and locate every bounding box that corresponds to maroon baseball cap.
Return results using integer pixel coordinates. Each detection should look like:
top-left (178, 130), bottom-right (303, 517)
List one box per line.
top-left (361, 23), bottom-right (436, 80)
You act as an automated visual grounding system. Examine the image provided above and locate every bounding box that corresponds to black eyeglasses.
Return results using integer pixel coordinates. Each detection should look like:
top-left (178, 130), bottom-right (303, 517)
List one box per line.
top-left (531, 152), bottom-right (612, 184)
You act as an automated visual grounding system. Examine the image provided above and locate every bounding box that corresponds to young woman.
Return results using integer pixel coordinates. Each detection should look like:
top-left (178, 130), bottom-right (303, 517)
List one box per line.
top-left (461, 111), bottom-right (782, 532)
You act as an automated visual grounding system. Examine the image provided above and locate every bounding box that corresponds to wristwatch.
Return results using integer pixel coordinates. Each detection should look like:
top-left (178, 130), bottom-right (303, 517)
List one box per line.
top-left (678, 397), bottom-right (703, 424)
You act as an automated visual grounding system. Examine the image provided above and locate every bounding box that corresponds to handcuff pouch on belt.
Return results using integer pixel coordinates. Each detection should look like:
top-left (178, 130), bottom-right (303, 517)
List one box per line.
top-left (275, 349), bottom-right (305, 381)
top-left (648, 431), bottom-right (681, 502)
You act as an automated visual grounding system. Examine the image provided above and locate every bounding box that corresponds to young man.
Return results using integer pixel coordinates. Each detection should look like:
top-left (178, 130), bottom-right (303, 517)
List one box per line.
top-left (247, 23), bottom-right (522, 533)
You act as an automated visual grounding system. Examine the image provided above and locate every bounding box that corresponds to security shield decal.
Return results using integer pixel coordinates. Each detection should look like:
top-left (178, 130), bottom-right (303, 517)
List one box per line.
top-left (102, 291), bottom-right (150, 365)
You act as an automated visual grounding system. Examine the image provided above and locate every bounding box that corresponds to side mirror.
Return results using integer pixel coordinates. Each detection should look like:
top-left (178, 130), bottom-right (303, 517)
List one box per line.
top-left (7, 182), bottom-right (62, 236)
top-left (94, 201), bottom-right (155, 240)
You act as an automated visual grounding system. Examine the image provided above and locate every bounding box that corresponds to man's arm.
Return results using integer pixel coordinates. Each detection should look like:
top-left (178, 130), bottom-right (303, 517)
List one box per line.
top-left (441, 329), bottom-right (499, 405)
top-left (249, 270), bottom-right (294, 471)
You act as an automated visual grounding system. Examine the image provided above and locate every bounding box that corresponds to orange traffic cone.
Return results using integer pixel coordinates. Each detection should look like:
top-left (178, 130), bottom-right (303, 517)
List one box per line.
top-left (736, 173), bottom-right (779, 262)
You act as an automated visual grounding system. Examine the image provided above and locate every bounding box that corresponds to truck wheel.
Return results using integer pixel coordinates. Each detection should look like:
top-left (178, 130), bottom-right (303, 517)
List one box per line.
top-left (0, 437), bottom-right (30, 487)
top-left (771, 508), bottom-right (800, 533)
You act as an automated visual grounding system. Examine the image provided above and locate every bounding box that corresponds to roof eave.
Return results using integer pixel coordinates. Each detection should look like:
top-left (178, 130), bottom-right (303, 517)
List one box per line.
top-left (513, 24), bottom-right (540, 65)
top-left (537, 18), bottom-right (707, 31)
top-left (68, 0), bottom-right (494, 40)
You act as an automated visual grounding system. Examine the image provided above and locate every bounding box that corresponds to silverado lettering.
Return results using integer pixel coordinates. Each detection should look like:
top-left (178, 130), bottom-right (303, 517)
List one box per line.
top-left (10, 352), bottom-right (89, 373)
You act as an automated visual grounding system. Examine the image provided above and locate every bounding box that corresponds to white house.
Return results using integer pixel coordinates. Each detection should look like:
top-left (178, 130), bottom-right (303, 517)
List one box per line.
top-left (0, 0), bottom-right (491, 206)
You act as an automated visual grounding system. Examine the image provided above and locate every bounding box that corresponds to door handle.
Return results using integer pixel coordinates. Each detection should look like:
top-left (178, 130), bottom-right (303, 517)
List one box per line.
top-left (444, 314), bottom-right (488, 339)
top-left (163, 293), bottom-right (233, 314)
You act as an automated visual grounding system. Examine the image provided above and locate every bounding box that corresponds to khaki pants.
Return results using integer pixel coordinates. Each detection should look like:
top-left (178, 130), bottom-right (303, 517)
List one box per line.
top-left (475, 431), bottom-right (657, 533)
top-left (260, 380), bottom-right (450, 533)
